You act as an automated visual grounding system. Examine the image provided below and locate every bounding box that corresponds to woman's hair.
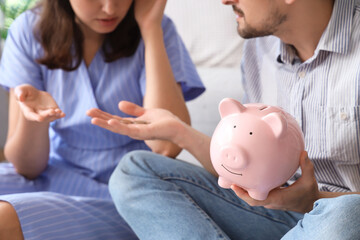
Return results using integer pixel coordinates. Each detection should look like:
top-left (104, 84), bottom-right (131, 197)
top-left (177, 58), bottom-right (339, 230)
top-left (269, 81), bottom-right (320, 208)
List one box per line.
top-left (34, 0), bottom-right (141, 71)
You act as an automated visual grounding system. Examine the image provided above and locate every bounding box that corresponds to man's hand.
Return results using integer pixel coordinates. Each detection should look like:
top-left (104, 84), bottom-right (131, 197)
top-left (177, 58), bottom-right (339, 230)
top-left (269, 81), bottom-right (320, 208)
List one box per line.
top-left (231, 151), bottom-right (319, 213)
top-left (14, 84), bottom-right (65, 123)
top-left (87, 100), bottom-right (183, 142)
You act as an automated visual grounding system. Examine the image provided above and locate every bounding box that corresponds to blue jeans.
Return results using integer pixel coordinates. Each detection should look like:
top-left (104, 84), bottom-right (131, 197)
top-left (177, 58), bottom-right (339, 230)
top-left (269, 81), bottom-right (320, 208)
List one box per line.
top-left (109, 150), bottom-right (360, 240)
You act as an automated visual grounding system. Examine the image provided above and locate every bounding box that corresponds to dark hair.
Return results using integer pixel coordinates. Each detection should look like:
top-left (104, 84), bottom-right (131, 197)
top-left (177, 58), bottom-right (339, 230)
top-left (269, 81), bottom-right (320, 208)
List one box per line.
top-left (34, 0), bottom-right (141, 71)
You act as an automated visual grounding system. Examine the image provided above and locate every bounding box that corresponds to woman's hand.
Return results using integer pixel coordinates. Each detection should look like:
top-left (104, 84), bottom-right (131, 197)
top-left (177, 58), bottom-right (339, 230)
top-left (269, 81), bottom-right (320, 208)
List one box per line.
top-left (231, 151), bottom-right (320, 213)
top-left (87, 101), bottom-right (183, 142)
top-left (134, 0), bottom-right (167, 32)
top-left (14, 84), bottom-right (65, 123)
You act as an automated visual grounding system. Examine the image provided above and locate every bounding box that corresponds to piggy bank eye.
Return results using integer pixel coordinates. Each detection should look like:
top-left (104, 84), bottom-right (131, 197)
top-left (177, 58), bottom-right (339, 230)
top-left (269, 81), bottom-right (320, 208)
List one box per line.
top-left (234, 125), bottom-right (236, 128)
top-left (249, 132), bottom-right (253, 135)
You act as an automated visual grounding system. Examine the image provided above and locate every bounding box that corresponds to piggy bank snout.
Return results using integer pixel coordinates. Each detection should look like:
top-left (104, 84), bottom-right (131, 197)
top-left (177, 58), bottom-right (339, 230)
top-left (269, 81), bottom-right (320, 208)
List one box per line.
top-left (220, 145), bottom-right (248, 170)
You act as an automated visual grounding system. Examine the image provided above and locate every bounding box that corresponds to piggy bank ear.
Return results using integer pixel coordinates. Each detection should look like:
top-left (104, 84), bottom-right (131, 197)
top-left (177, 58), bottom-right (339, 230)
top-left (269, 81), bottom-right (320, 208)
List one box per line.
top-left (262, 112), bottom-right (287, 138)
top-left (219, 98), bottom-right (246, 118)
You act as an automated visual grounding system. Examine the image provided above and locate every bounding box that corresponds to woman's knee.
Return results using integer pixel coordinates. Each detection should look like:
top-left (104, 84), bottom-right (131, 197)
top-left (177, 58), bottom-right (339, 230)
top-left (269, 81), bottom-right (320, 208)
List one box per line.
top-left (0, 201), bottom-right (23, 239)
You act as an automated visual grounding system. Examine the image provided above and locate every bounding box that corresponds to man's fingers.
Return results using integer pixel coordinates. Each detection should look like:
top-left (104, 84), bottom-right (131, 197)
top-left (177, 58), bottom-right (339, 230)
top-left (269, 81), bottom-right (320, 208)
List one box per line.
top-left (108, 119), bottom-right (151, 140)
top-left (87, 108), bottom-right (111, 119)
top-left (108, 119), bottom-right (140, 134)
top-left (87, 108), bottom-right (124, 121)
top-left (231, 185), bottom-right (254, 202)
top-left (118, 101), bottom-right (145, 117)
top-left (91, 118), bottom-right (116, 131)
top-left (90, 118), bottom-right (132, 134)
top-left (299, 151), bottom-right (314, 178)
top-left (231, 184), bottom-right (270, 207)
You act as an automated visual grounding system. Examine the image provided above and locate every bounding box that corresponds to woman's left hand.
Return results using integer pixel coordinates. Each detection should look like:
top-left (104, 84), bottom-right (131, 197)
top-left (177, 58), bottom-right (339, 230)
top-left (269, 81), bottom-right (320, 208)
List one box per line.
top-left (134, 0), bottom-right (167, 31)
top-left (231, 151), bottom-right (320, 213)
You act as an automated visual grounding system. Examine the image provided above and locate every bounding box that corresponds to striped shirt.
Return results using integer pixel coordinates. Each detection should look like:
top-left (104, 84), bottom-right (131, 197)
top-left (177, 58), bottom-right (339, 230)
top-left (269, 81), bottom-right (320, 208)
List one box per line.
top-left (241, 0), bottom-right (360, 192)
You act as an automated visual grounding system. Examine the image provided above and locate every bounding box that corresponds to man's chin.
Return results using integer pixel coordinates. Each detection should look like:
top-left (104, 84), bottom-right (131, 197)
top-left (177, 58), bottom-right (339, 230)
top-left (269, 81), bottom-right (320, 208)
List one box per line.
top-left (237, 27), bottom-right (271, 39)
top-left (237, 28), bottom-right (253, 39)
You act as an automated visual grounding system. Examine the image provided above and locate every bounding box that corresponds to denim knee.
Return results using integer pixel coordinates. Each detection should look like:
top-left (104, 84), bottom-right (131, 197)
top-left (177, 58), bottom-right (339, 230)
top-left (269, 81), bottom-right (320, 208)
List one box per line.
top-left (109, 151), bottom-right (151, 201)
top-left (309, 194), bottom-right (360, 239)
top-left (315, 194), bottom-right (360, 240)
top-left (111, 149), bottom-right (150, 177)
top-left (282, 194), bottom-right (360, 240)
top-left (314, 194), bottom-right (360, 223)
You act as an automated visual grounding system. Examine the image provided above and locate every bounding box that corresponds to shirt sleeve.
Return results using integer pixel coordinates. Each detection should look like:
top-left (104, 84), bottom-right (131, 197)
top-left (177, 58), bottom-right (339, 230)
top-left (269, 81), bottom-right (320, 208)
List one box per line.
top-left (0, 10), bottom-right (44, 91)
top-left (139, 15), bottom-right (205, 101)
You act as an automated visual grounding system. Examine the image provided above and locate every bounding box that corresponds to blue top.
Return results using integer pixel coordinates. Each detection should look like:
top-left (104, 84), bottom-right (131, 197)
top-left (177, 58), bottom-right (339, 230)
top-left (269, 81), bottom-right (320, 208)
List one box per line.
top-left (240, 0), bottom-right (360, 192)
top-left (0, 10), bottom-right (205, 189)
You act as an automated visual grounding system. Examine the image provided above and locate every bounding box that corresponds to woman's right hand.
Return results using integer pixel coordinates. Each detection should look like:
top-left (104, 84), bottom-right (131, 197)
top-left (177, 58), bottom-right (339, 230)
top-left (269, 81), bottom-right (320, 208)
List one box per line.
top-left (14, 84), bottom-right (65, 123)
top-left (133, 0), bottom-right (167, 32)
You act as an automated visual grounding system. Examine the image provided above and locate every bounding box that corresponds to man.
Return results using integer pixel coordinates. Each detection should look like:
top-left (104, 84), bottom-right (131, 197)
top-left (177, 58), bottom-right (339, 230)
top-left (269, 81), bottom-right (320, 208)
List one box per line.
top-left (88, 0), bottom-right (360, 239)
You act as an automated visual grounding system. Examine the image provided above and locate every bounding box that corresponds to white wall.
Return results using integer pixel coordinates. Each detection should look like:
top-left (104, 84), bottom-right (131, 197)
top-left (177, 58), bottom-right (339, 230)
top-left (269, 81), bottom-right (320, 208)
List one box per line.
top-left (165, 0), bottom-right (243, 68)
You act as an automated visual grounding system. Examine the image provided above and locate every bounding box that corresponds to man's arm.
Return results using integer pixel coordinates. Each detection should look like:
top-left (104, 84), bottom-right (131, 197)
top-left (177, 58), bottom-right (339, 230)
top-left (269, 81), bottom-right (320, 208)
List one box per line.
top-left (87, 101), bottom-right (217, 175)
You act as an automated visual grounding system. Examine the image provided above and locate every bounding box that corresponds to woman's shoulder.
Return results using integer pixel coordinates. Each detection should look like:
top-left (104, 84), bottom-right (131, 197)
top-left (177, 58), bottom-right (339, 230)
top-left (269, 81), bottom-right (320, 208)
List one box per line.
top-left (8, 8), bottom-right (40, 43)
top-left (161, 14), bottom-right (177, 30)
top-left (161, 14), bottom-right (183, 40)
top-left (3, 8), bottom-right (44, 70)
top-left (11, 8), bottom-right (40, 30)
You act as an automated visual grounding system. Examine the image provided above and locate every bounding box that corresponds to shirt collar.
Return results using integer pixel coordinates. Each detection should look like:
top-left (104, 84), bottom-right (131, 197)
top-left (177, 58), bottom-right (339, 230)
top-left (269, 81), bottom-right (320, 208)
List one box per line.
top-left (277, 0), bottom-right (356, 64)
top-left (277, 42), bottom-right (298, 65)
top-left (318, 0), bottom-right (355, 54)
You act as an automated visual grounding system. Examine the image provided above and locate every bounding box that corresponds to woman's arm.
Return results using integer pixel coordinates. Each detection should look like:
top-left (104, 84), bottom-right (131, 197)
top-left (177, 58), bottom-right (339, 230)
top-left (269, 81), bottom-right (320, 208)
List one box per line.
top-left (4, 85), bottom-right (65, 179)
top-left (135, 0), bottom-right (191, 157)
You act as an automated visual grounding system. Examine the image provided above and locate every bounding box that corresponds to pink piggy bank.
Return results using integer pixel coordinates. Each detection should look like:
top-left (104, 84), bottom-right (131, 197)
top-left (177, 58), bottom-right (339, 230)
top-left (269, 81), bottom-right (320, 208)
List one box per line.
top-left (210, 98), bottom-right (304, 200)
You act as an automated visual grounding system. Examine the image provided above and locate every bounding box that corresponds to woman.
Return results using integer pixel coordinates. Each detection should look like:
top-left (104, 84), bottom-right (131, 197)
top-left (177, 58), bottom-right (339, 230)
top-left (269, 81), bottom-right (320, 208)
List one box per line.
top-left (0, 0), bottom-right (204, 239)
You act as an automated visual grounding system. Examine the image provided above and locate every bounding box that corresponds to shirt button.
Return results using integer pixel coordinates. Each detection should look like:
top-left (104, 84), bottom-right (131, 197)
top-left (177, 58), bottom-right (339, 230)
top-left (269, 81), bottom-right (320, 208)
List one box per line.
top-left (298, 71), bottom-right (306, 78)
top-left (340, 112), bottom-right (348, 120)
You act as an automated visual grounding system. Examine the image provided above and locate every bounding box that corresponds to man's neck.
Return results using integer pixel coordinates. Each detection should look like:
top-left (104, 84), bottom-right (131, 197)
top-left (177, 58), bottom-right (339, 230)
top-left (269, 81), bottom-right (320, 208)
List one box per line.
top-left (276, 0), bottom-right (335, 62)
